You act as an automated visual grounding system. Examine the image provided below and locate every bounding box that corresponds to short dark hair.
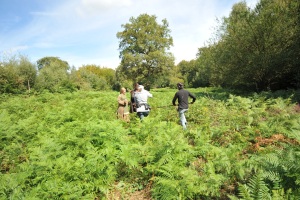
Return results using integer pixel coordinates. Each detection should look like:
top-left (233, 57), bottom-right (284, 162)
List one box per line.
top-left (177, 83), bottom-right (183, 89)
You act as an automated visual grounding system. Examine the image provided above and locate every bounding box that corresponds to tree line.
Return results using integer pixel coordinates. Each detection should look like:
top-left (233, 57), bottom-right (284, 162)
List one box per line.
top-left (179, 0), bottom-right (300, 91)
top-left (1, 0), bottom-right (299, 94)
top-left (0, 55), bottom-right (116, 93)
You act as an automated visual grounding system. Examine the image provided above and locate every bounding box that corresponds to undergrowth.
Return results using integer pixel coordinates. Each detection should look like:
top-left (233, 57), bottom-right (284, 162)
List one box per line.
top-left (0, 88), bottom-right (299, 199)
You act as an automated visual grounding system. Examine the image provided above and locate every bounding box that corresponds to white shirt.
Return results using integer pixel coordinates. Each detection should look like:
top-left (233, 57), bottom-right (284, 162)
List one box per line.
top-left (135, 89), bottom-right (153, 112)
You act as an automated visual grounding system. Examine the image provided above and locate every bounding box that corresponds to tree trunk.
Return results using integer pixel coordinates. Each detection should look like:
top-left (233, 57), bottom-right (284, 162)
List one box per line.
top-left (27, 79), bottom-right (31, 93)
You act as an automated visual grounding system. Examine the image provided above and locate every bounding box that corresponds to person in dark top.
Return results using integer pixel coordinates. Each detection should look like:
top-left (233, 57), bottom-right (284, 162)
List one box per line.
top-left (172, 83), bottom-right (196, 130)
top-left (130, 82), bottom-right (139, 113)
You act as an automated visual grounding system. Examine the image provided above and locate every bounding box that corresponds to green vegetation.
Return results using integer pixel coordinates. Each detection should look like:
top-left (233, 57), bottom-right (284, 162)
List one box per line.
top-left (116, 13), bottom-right (175, 88)
top-left (1, 0), bottom-right (300, 198)
top-left (0, 55), bottom-right (117, 94)
top-left (1, 88), bottom-right (299, 199)
top-left (176, 0), bottom-right (300, 91)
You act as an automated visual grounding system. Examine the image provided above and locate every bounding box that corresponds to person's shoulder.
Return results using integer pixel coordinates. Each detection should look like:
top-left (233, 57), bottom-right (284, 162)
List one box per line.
top-left (180, 89), bottom-right (188, 93)
top-left (183, 89), bottom-right (192, 95)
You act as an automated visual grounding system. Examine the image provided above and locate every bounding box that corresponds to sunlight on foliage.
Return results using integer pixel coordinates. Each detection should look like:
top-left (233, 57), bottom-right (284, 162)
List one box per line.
top-left (0, 88), bottom-right (299, 199)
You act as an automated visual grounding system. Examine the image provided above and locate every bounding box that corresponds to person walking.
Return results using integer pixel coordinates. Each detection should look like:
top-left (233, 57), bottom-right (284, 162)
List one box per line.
top-left (117, 87), bottom-right (130, 122)
top-left (130, 82), bottom-right (139, 113)
top-left (134, 85), bottom-right (153, 121)
top-left (172, 83), bottom-right (196, 130)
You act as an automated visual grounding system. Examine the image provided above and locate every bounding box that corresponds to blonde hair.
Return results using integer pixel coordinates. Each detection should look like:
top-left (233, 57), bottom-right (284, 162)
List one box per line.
top-left (120, 87), bottom-right (126, 93)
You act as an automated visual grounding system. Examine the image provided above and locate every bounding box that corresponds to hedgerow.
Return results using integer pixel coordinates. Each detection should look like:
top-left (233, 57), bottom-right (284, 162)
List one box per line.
top-left (0, 88), bottom-right (299, 199)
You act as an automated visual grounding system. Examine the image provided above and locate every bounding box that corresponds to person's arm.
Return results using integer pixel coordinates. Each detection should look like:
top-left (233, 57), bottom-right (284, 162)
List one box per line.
top-left (189, 92), bottom-right (196, 104)
top-left (147, 91), bottom-right (153, 98)
top-left (134, 93), bottom-right (140, 107)
top-left (172, 93), bottom-right (177, 106)
top-left (118, 95), bottom-right (126, 105)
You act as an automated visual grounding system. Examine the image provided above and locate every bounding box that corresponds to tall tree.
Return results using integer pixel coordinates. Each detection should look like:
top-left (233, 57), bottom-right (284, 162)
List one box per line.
top-left (202, 0), bottom-right (300, 91)
top-left (35, 57), bottom-right (72, 92)
top-left (18, 55), bottom-right (37, 93)
top-left (37, 56), bottom-right (69, 71)
top-left (0, 55), bottom-right (21, 93)
top-left (0, 54), bottom-right (36, 94)
top-left (116, 13), bottom-right (175, 88)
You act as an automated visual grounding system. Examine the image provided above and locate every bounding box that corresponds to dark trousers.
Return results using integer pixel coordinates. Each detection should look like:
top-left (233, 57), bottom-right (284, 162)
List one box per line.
top-left (137, 111), bottom-right (149, 120)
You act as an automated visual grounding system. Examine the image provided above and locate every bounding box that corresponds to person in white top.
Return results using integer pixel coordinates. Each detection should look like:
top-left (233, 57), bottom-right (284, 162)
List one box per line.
top-left (134, 85), bottom-right (153, 120)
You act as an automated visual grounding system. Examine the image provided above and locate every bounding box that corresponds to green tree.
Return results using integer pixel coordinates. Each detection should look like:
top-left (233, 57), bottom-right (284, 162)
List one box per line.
top-left (176, 60), bottom-right (191, 85)
top-left (78, 65), bottom-right (116, 87)
top-left (73, 65), bottom-right (115, 90)
top-left (177, 59), bottom-right (211, 88)
top-left (37, 56), bottom-right (69, 71)
top-left (0, 56), bottom-right (20, 93)
top-left (199, 0), bottom-right (300, 91)
top-left (18, 55), bottom-right (37, 93)
top-left (35, 57), bottom-right (73, 92)
top-left (0, 54), bottom-right (36, 94)
top-left (116, 13), bottom-right (175, 88)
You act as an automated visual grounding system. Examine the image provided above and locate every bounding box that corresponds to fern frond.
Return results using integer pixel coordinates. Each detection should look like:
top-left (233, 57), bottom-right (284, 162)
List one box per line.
top-left (262, 171), bottom-right (281, 190)
top-left (248, 172), bottom-right (271, 200)
top-left (238, 184), bottom-right (253, 200)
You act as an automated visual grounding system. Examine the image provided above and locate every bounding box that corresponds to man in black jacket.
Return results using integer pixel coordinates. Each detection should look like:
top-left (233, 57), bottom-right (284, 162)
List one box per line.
top-left (172, 83), bottom-right (196, 130)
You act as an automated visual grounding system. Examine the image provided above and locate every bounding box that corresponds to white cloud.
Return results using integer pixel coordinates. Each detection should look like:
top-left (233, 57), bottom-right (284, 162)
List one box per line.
top-left (12, 45), bottom-right (29, 51)
top-left (130, 0), bottom-right (225, 63)
top-left (247, 0), bottom-right (259, 8)
top-left (75, 0), bottom-right (132, 18)
top-left (2, 46), bottom-right (29, 55)
top-left (33, 42), bottom-right (57, 48)
top-left (0, 46), bottom-right (28, 61)
top-left (29, 11), bottom-right (59, 16)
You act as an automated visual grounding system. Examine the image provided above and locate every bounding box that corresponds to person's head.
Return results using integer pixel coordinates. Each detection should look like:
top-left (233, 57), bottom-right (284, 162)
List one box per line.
top-left (134, 82), bottom-right (139, 90)
top-left (177, 82), bottom-right (184, 90)
top-left (138, 85), bottom-right (144, 92)
top-left (120, 87), bottom-right (126, 94)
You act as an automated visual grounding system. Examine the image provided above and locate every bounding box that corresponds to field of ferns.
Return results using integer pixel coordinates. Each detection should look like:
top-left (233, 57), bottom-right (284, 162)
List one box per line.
top-left (1, 87), bottom-right (300, 199)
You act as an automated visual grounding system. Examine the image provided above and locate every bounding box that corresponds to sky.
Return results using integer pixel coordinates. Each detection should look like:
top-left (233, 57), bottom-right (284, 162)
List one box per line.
top-left (0, 0), bottom-right (259, 69)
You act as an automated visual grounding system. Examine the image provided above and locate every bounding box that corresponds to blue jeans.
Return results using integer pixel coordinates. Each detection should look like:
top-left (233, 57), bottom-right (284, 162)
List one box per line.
top-left (178, 108), bottom-right (188, 129)
top-left (137, 111), bottom-right (149, 121)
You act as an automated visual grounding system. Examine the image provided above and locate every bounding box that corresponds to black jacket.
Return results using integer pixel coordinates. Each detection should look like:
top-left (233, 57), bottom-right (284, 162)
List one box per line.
top-left (172, 89), bottom-right (196, 109)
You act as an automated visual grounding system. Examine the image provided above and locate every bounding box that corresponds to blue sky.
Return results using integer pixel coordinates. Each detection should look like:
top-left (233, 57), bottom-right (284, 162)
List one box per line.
top-left (0, 0), bottom-right (258, 69)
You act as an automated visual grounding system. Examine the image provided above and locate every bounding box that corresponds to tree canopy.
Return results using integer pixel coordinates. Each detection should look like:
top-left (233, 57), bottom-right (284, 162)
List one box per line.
top-left (74, 65), bottom-right (116, 90)
top-left (36, 56), bottom-right (69, 71)
top-left (116, 13), bottom-right (175, 88)
top-left (191, 0), bottom-right (300, 91)
top-left (0, 55), bottom-right (36, 94)
top-left (35, 57), bottom-right (72, 92)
